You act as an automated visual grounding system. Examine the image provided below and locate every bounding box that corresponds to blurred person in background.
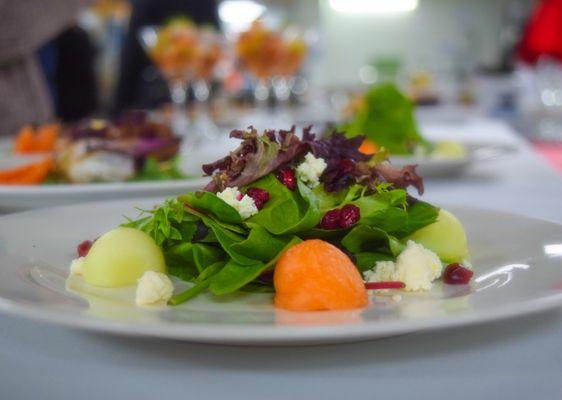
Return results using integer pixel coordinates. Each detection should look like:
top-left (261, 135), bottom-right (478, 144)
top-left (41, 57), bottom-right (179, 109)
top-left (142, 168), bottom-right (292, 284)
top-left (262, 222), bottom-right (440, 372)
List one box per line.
top-left (0, 0), bottom-right (93, 136)
top-left (113, 0), bottom-right (219, 113)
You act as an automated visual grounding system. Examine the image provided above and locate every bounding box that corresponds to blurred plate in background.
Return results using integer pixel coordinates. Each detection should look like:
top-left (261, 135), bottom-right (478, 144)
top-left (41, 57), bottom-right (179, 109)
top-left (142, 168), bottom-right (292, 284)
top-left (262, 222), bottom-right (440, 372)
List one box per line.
top-left (390, 142), bottom-right (517, 177)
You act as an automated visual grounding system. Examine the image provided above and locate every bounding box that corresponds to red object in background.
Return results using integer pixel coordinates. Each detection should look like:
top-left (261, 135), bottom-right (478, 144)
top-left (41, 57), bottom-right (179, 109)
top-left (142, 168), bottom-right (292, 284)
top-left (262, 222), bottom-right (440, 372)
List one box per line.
top-left (533, 142), bottom-right (562, 172)
top-left (518, 0), bottom-right (562, 64)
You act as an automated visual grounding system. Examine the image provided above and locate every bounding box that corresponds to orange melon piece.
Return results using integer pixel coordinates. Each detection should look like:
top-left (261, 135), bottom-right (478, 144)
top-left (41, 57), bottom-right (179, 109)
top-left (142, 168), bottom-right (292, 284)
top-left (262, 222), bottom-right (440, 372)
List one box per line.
top-left (14, 125), bottom-right (36, 154)
top-left (359, 139), bottom-right (378, 155)
top-left (274, 239), bottom-right (368, 311)
top-left (0, 158), bottom-right (53, 185)
top-left (35, 123), bottom-right (60, 152)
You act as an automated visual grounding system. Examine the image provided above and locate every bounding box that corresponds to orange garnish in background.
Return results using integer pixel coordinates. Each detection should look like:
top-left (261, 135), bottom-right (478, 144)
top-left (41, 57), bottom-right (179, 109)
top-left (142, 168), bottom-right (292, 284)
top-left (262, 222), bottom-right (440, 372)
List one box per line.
top-left (14, 124), bottom-right (60, 154)
top-left (358, 139), bottom-right (378, 155)
top-left (0, 158), bottom-right (54, 185)
top-left (274, 239), bottom-right (368, 311)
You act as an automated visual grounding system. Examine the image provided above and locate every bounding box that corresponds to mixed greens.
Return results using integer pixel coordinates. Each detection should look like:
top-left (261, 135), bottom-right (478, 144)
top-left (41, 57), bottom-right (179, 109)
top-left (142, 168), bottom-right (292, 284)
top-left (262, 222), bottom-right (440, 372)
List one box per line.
top-left (341, 83), bottom-right (430, 155)
top-left (124, 126), bottom-right (440, 305)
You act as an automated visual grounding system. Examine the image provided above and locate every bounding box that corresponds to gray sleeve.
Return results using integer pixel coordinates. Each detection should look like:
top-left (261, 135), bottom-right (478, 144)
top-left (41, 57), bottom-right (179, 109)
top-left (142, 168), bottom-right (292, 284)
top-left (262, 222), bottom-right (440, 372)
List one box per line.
top-left (0, 0), bottom-right (92, 64)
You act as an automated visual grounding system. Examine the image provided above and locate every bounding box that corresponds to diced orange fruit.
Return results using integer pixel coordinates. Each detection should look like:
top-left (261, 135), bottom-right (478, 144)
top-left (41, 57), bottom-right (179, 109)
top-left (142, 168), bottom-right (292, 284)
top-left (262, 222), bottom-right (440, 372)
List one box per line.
top-left (359, 139), bottom-right (378, 155)
top-left (0, 158), bottom-right (54, 185)
top-left (274, 239), bottom-right (368, 311)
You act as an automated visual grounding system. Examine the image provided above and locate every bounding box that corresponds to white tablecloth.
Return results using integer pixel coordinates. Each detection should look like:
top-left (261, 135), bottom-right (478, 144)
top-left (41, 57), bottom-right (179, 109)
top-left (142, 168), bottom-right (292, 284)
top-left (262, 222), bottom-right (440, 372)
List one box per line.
top-left (1, 117), bottom-right (561, 400)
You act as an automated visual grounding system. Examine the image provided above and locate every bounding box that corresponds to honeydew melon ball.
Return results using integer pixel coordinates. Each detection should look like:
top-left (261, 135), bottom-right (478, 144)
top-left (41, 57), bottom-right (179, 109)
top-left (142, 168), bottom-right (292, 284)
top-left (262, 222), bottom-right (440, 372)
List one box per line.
top-left (83, 227), bottom-right (166, 287)
top-left (432, 141), bottom-right (467, 159)
top-left (406, 209), bottom-right (469, 263)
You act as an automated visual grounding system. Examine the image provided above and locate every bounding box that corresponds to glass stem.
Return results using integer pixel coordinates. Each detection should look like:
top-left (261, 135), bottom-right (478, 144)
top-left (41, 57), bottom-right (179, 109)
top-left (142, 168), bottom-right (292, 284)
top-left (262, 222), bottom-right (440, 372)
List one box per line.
top-left (254, 78), bottom-right (270, 109)
top-left (168, 80), bottom-right (189, 137)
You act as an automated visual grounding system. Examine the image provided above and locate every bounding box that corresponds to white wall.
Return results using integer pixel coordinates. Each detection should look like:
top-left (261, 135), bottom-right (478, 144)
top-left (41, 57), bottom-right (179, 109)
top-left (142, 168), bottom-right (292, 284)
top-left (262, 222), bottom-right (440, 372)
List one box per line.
top-left (310, 0), bottom-right (531, 86)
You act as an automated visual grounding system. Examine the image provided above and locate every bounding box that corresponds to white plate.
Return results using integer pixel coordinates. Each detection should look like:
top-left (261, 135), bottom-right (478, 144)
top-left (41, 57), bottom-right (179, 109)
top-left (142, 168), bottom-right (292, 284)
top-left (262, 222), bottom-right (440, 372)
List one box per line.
top-left (0, 199), bottom-right (561, 345)
top-left (0, 154), bottom-right (210, 214)
top-left (0, 179), bottom-right (209, 212)
top-left (0, 136), bottom-right (241, 212)
top-left (390, 142), bottom-right (517, 177)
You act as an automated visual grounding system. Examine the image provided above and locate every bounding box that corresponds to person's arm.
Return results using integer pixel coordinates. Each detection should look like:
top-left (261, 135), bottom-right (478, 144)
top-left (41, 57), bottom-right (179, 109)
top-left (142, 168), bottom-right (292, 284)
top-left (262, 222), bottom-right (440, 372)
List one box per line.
top-left (0, 0), bottom-right (91, 64)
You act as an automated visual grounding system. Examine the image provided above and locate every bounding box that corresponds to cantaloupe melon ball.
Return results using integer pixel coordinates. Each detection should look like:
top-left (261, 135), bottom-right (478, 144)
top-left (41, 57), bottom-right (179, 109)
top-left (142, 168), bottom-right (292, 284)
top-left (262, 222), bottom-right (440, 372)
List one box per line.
top-left (83, 227), bottom-right (166, 287)
top-left (406, 209), bottom-right (469, 263)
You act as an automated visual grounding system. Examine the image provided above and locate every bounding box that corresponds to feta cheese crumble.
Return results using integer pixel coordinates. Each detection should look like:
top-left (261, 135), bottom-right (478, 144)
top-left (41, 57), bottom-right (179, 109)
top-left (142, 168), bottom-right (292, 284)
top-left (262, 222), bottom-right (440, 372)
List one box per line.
top-left (69, 257), bottom-right (85, 276)
top-left (363, 241), bottom-right (443, 291)
top-left (296, 152), bottom-right (327, 188)
top-left (217, 187), bottom-right (259, 219)
top-left (135, 271), bottom-right (174, 305)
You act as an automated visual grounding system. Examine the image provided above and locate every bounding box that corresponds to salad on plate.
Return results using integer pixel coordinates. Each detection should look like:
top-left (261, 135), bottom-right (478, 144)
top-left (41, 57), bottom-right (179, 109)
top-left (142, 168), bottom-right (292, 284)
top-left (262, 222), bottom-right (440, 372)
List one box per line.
top-left (68, 126), bottom-right (473, 312)
top-left (342, 83), bottom-right (467, 159)
top-left (0, 111), bottom-right (185, 185)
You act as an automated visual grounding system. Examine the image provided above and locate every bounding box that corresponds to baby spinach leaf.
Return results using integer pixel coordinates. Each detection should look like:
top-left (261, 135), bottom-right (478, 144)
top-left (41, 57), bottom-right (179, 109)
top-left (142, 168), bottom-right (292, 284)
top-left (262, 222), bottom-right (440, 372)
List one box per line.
top-left (209, 260), bottom-right (266, 295)
top-left (209, 236), bottom-right (302, 296)
top-left (166, 242), bottom-right (225, 279)
top-left (169, 280), bottom-right (210, 305)
top-left (246, 175), bottom-right (302, 234)
top-left (231, 226), bottom-right (295, 262)
top-left (169, 261), bottom-right (227, 305)
top-left (341, 225), bottom-right (404, 255)
top-left (179, 191), bottom-right (243, 224)
top-left (312, 185), bottom-right (347, 211)
top-left (201, 216), bottom-right (259, 265)
top-left (239, 282), bottom-right (275, 293)
top-left (355, 252), bottom-right (395, 271)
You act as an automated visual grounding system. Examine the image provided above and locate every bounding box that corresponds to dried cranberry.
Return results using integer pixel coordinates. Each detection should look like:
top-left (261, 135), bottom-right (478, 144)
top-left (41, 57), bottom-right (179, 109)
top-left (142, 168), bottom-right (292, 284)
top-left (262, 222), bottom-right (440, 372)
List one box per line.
top-left (339, 158), bottom-right (356, 173)
top-left (339, 204), bottom-right (360, 228)
top-left (246, 187), bottom-right (270, 209)
top-left (77, 240), bottom-right (93, 257)
top-left (443, 263), bottom-right (474, 285)
top-left (319, 209), bottom-right (342, 230)
top-left (276, 167), bottom-right (296, 190)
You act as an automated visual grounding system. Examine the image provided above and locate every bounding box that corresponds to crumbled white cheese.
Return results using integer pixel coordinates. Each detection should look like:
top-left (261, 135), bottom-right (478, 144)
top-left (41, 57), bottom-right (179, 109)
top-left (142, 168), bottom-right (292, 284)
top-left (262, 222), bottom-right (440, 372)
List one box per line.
top-left (363, 241), bottom-right (443, 292)
top-left (296, 152), bottom-right (327, 188)
top-left (363, 260), bottom-right (395, 282)
top-left (135, 271), bottom-right (174, 305)
top-left (217, 187), bottom-right (258, 219)
top-left (392, 294), bottom-right (402, 302)
top-left (69, 257), bottom-right (85, 276)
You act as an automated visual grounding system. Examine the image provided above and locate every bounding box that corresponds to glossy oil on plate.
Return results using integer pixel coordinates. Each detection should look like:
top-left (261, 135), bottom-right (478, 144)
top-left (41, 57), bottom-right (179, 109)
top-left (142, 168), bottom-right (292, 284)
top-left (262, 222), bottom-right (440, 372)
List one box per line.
top-left (0, 199), bottom-right (561, 346)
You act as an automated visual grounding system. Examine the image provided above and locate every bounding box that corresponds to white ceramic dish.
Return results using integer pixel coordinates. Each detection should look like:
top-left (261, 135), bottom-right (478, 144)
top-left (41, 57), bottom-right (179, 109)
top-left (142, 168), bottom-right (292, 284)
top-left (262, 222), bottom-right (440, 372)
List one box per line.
top-left (390, 142), bottom-right (517, 177)
top-left (0, 198), bottom-right (561, 346)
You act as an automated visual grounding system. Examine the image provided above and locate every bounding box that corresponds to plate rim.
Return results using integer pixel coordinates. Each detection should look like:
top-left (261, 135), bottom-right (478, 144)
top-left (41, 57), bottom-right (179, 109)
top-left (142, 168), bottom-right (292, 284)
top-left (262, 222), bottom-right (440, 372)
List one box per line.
top-left (0, 199), bottom-right (560, 345)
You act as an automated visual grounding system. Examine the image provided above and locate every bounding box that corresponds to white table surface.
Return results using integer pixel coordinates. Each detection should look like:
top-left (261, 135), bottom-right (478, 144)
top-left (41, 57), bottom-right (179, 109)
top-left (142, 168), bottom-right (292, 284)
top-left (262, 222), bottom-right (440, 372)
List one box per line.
top-left (1, 117), bottom-right (562, 399)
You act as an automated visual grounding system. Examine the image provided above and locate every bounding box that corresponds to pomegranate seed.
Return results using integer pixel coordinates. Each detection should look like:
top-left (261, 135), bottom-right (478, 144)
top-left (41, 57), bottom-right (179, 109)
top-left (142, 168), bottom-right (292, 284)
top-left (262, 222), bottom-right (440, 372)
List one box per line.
top-left (276, 167), bottom-right (296, 190)
top-left (365, 281), bottom-right (405, 290)
top-left (319, 208), bottom-right (342, 230)
top-left (246, 187), bottom-right (270, 209)
top-left (443, 263), bottom-right (474, 284)
top-left (339, 204), bottom-right (360, 228)
top-left (235, 191), bottom-right (243, 201)
top-left (77, 240), bottom-right (93, 257)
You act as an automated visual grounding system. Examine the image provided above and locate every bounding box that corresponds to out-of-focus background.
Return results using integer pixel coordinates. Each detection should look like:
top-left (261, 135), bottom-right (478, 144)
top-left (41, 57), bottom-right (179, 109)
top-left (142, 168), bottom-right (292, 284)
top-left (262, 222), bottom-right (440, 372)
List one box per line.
top-left (2, 0), bottom-right (562, 187)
